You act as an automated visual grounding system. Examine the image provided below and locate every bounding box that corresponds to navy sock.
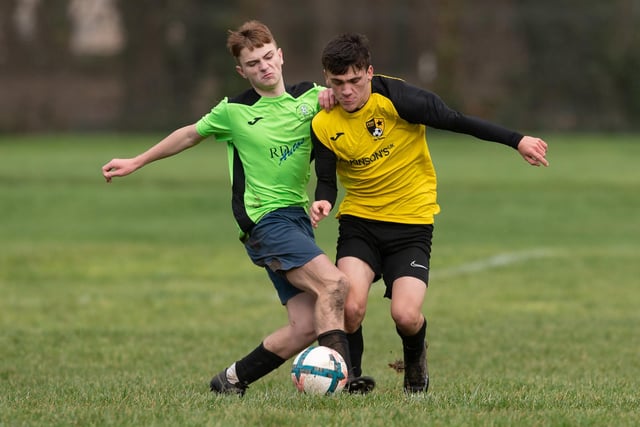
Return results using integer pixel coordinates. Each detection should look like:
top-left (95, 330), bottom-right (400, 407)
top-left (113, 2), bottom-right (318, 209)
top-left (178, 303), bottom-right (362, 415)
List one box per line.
top-left (234, 342), bottom-right (286, 386)
top-left (347, 326), bottom-right (364, 377)
top-left (318, 329), bottom-right (353, 376)
top-left (397, 317), bottom-right (427, 362)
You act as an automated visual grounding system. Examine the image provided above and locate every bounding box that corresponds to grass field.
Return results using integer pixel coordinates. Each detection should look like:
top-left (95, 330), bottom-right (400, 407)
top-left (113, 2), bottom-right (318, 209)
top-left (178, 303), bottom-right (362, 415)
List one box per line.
top-left (1, 133), bottom-right (639, 426)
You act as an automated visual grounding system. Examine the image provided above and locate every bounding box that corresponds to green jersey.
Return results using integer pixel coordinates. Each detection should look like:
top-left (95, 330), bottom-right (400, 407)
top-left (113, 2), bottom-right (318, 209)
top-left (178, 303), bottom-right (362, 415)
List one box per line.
top-left (195, 82), bottom-right (322, 235)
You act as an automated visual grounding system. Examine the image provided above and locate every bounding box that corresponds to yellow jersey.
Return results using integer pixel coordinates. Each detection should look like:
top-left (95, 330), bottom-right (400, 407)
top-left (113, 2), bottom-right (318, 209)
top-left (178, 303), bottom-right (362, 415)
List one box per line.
top-left (312, 75), bottom-right (522, 225)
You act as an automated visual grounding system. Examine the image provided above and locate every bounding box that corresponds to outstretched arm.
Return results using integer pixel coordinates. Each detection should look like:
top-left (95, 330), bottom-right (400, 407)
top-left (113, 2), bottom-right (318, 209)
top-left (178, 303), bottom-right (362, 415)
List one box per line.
top-left (516, 136), bottom-right (549, 167)
top-left (379, 77), bottom-right (550, 164)
top-left (102, 124), bottom-right (205, 182)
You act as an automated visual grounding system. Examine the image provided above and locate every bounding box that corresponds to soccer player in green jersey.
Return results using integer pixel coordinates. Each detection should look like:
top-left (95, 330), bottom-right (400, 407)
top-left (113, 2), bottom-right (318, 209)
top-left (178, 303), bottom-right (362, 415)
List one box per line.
top-left (310, 33), bottom-right (548, 393)
top-left (102, 21), bottom-right (374, 395)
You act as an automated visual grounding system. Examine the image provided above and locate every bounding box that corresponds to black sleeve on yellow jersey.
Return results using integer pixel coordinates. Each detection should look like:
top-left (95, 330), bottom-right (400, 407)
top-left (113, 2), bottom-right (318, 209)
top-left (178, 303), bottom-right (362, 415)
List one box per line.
top-left (372, 76), bottom-right (524, 149)
top-left (311, 126), bottom-right (338, 207)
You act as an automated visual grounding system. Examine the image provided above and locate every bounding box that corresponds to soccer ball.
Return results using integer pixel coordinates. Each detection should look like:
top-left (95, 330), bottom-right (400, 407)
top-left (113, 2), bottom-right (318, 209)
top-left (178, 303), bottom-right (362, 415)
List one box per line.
top-left (291, 346), bottom-right (348, 395)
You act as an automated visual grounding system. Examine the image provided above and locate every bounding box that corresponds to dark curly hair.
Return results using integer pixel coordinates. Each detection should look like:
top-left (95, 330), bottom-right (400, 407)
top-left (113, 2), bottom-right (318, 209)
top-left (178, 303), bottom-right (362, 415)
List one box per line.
top-left (321, 33), bottom-right (371, 75)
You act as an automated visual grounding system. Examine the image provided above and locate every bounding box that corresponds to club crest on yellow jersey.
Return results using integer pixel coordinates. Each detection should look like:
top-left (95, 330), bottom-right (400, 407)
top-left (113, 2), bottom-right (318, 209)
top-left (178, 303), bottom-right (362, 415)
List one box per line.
top-left (366, 117), bottom-right (385, 139)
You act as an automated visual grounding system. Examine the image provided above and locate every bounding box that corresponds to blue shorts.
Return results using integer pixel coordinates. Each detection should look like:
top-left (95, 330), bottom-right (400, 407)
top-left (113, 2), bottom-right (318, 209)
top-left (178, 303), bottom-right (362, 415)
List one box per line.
top-left (243, 207), bottom-right (324, 304)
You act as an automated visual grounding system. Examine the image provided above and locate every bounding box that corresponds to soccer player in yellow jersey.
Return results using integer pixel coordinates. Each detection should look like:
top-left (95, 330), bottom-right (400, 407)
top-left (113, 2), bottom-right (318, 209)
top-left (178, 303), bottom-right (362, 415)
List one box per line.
top-left (310, 33), bottom-right (548, 393)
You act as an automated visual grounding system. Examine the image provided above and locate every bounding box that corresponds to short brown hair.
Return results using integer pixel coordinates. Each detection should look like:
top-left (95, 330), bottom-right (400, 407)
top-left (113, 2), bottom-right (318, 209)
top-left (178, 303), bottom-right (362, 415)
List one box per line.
top-left (226, 20), bottom-right (276, 59)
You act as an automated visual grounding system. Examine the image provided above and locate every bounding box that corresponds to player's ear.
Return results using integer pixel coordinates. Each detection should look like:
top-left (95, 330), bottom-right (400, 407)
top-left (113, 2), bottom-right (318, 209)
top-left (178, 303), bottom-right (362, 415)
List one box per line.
top-left (278, 47), bottom-right (284, 65)
top-left (366, 65), bottom-right (374, 81)
top-left (235, 65), bottom-right (247, 79)
top-left (323, 70), bottom-right (330, 86)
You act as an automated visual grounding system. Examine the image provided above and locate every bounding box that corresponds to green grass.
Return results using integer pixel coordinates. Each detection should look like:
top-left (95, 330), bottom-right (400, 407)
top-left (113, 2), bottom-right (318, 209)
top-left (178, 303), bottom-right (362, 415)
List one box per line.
top-left (1, 133), bottom-right (639, 426)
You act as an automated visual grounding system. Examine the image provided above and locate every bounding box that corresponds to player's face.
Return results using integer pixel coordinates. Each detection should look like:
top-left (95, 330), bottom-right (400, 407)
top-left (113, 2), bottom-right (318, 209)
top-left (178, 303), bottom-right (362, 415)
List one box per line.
top-left (324, 65), bottom-right (373, 112)
top-left (236, 43), bottom-right (284, 95)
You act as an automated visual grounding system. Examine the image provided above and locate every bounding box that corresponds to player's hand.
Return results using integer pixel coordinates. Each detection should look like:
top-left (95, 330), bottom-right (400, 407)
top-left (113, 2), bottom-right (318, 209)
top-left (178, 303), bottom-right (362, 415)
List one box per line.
top-left (101, 158), bottom-right (138, 183)
top-left (310, 200), bottom-right (332, 228)
top-left (318, 88), bottom-right (337, 112)
top-left (517, 136), bottom-right (549, 167)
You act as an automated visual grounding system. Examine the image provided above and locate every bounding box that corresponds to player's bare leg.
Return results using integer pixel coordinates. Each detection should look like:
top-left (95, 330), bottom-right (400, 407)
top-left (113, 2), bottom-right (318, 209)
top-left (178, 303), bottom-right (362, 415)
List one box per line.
top-left (339, 256), bottom-right (377, 393)
top-left (391, 276), bottom-right (429, 393)
top-left (286, 254), bottom-right (347, 336)
top-left (210, 292), bottom-right (317, 395)
top-left (285, 254), bottom-right (374, 393)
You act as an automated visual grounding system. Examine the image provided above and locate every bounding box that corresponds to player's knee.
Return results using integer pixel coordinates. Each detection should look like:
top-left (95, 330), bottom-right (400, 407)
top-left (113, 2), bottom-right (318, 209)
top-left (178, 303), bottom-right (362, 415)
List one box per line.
top-left (337, 273), bottom-right (350, 294)
top-left (391, 308), bottom-right (422, 332)
top-left (324, 273), bottom-right (349, 301)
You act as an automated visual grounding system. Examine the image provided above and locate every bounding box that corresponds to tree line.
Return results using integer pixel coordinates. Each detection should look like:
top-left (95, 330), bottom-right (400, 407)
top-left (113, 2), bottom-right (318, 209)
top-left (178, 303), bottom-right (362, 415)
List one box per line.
top-left (0, 0), bottom-right (638, 132)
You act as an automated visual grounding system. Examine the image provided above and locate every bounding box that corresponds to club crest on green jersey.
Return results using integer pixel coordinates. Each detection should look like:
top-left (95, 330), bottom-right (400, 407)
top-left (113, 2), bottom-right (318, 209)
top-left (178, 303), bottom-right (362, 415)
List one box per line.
top-left (296, 103), bottom-right (315, 121)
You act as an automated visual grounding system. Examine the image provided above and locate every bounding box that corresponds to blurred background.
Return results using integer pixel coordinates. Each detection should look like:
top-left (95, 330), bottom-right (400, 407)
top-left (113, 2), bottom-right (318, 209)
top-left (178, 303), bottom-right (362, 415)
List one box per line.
top-left (1, 0), bottom-right (638, 133)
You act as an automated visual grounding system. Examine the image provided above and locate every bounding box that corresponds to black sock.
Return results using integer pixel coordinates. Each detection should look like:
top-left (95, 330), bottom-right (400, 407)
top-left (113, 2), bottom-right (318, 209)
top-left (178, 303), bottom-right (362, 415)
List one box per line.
top-left (234, 342), bottom-right (286, 386)
top-left (397, 317), bottom-right (427, 362)
top-left (347, 326), bottom-right (364, 378)
top-left (317, 329), bottom-right (353, 376)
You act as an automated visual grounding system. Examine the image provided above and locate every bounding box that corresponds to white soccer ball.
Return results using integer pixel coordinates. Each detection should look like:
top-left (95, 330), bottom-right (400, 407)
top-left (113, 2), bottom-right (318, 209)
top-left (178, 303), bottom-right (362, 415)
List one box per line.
top-left (291, 345), bottom-right (348, 395)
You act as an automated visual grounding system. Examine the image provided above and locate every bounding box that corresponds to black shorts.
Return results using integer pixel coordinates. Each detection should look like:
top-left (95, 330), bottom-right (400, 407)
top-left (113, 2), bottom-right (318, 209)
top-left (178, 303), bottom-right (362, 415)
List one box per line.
top-left (336, 215), bottom-right (434, 298)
